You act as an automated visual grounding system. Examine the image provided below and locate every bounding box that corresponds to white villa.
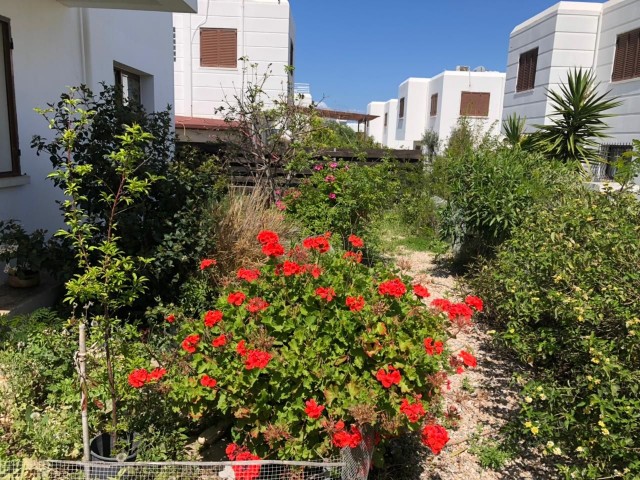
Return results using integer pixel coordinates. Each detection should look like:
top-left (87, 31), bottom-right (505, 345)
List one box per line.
top-left (0, 0), bottom-right (195, 235)
top-left (367, 68), bottom-right (506, 150)
top-left (504, 0), bottom-right (640, 172)
top-left (173, 0), bottom-right (295, 129)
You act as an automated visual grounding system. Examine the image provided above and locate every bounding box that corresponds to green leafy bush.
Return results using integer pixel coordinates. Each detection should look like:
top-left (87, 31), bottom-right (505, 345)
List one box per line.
top-left (470, 190), bottom-right (640, 478)
top-left (282, 161), bottom-right (397, 247)
top-left (156, 232), bottom-right (482, 462)
top-left (435, 147), bottom-right (578, 260)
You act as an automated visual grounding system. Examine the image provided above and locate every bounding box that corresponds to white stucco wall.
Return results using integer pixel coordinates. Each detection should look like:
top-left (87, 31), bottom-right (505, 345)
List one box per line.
top-left (395, 78), bottom-right (429, 149)
top-left (383, 100), bottom-right (400, 149)
top-left (366, 101), bottom-right (386, 145)
top-left (0, 1), bottom-right (175, 234)
top-left (174, 0), bottom-right (294, 118)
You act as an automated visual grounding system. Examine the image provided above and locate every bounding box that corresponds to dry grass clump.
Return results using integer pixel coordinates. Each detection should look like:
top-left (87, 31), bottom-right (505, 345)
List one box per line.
top-left (209, 186), bottom-right (298, 283)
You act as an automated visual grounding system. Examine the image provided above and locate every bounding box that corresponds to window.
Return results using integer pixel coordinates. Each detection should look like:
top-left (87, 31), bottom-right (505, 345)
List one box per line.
top-left (200, 28), bottom-right (237, 68)
top-left (0, 16), bottom-right (19, 177)
top-left (383, 113), bottom-right (388, 127)
top-left (430, 93), bottom-right (438, 116)
top-left (289, 39), bottom-right (294, 69)
top-left (114, 67), bottom-right (141, 106)
top-left (398, 97), bottom-right (405, 119)
top-left (516, 47), bottom-right (538, 92)
top-left (612, 28), bottom-right (640, 82)
top-left (460, 92), bottom-right (490, 117)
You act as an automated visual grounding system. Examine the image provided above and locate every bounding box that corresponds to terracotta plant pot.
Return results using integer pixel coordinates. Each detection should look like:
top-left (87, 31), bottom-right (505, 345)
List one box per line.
top-left (7, 271), bottom-right (41, 288)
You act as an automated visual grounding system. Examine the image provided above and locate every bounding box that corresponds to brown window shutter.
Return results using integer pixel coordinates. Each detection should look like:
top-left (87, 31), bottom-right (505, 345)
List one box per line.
top-left (612, 28), bottom-right (640, 81)
top-left (399, 97), bottom-right (405, 118)
top-left (430, 93), bottom-right (438, 116)
top-left (384, 113), bottom-right (388, 126)
top-left (0, 16), bottom-right (20, 177)
top-left (460, 92), bottom-right (490, 117)
top-left (201, 28), bottom-right (237, 68)
top-left (516, 48), bottom-right (538, 92)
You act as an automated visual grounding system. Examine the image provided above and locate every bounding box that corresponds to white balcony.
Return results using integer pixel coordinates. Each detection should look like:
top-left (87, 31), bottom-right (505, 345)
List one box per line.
top-left (57, 0), bottom-right (197, 13)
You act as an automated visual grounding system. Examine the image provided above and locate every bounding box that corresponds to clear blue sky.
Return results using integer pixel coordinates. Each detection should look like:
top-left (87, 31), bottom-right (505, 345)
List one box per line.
top-left (291, 0), bottom-right (603, 112)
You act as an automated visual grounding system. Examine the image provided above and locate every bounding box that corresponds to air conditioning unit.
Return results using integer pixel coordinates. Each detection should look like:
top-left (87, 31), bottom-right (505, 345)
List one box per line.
top-left (474, 66), bottom-right (487, 72)
top-left (456, 65), bottom-right (470, 72)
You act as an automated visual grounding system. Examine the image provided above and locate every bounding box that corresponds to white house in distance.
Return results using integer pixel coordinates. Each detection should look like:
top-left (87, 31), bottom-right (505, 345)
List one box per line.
top-left (173, 0), bottom-right (295, 130)
top-left (367, 68), bottom-right (506, 150)
top-left (504, 0), bottom-right (640, 173)
top-left (0, 0), bottom-right (195, 237)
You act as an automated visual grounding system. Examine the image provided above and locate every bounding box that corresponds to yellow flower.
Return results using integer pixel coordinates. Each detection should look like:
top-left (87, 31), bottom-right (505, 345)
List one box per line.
top-left (531, 426), bottom-right (539, 435)
top-left (591, 357), bottom-right (600, 364)
top-left (546, 441), bottom-right (555, 448)
top-left (598, 420), bottom-right (605, 428)
top-left (539, 393), bottom-right (547, 400)
top-left (524, 421), bottom-right (533, 428)
top-left (525, 396), bottom-right (533, 403)
top-left (575, 446), bottom-right (585, 453)
top-left (553, 447), bottom-right (562, 455)
top-left (602, 428), bottom-right (610, 436)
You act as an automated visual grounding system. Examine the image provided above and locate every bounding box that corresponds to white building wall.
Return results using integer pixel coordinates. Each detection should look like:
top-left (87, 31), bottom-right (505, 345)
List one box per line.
top-left (382, 100), bottom-right (400, 149)
top-left (174, 0), bottom-right (294, 118)
top-left (396, 78), bottom-right (429, 149)
top-left (366, 102), bottom-right (386, 145)
top-left (0, 0), bottom-right (176, 234)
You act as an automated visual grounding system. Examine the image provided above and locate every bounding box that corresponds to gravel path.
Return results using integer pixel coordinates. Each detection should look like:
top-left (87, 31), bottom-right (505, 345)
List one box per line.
top-left (373, 248), bottom-right (554, 480)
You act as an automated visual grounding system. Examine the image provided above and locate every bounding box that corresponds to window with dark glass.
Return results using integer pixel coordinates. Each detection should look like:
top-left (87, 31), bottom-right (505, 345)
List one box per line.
top-left (0, 16), bottom-right (19, 177)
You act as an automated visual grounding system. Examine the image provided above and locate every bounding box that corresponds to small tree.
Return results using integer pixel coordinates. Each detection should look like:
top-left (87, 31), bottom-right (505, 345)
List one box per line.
top-left (421, 129), bottom-right (440, 162)
top-left (533, 68), bottom-right (621, 165)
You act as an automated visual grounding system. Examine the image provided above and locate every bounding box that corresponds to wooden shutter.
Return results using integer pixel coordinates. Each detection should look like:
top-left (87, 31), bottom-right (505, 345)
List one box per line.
top-left (460, 92), bottom-right (490, 117)
top-left (200, 28), bottom-right (237, 68)
top-left (384, 113), bottom-right (388, 126)
top-left (0, 16), bottom-right (20, 177)
top-left (516, 48), bottom-right (538, 92)
top-left (399, 97), bottom-right (405, 118)
top-left (430, 93), bottom-right (438, 116)
top-left (613, 28), bottom-right (640, 81)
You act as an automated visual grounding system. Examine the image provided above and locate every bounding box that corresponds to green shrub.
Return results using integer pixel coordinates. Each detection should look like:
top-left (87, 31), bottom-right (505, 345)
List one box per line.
top-left (158, 231), bottom-right (481, 462)
top-left (282, 161), bottom-right (398, 247)
top-left (435, 147), bottom-right (578, 261)
top-left (470, 190), bottom-right (640, 478)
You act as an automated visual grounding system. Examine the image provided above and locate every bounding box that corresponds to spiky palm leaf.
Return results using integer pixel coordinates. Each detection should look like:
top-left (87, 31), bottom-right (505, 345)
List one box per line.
top-left (534, 68), bottom-right (621, 164)
top-left (502, 113), bottom-right (526, 147)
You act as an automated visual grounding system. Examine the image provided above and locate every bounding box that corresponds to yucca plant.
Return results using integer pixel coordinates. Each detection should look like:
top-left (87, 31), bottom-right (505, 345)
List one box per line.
top-left (502, 113), bottom-right (526, 148)
top-left (533, 68), bottom-right (621, 165)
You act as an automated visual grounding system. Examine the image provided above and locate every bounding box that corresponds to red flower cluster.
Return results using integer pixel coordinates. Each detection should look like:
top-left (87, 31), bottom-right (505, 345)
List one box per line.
top-left (204, 310), bottom-right (223, 327)
top-left (282, 260), bottom-right (304, 276)
top-left (346, 296), bottom-right (365, 312)
top-left (307, 264), bottom-right (322, 278)
top-left (302, 235), bottom-right (330, 253)
top-left (212, 334), bottom-right (227, 348)
top-left (257, 230), bottom-right (285, 257)
top-left (228, 291), bottom-right (246, 306)
top-left (200, 374), bottom-right (217, 388)
top-left (459, 350), bottom-right (477, 368)
top-left (199, 258), bottom-right (217, 270)
top-left (332, 424), bottom-right (363, 449)
top-left (343, 251), bottom-right (363, 263)
top-left (245, 349), bottom-right (273, 370)
top-left (421, 424), bottom-right (450, 455)
top-left (465, 295), bottom-right (484, 312)
top-left (181, 334), bottom-right (201, 354)
top-left (226, 444), bottom-right (261, 480)
top-left (347, 234), bottom-right (364, 248)
top-left (447, 302), bottom-right (473, 321)
top-left (246, 297), bottom-right (269, 313)
top-left (400, 398), bottom-right (426, 423)
top-left (424, 337), bottom-right (444, 355)
top-left (413, 284), bottom-right (431, 299)
top-left (376, 365), bottom-right (401, 388)
top-left (304, 399), bottom-right (325, 419)
top-left (315, 286), bottom-right (336, 302)
top-left (431, 298), bottom-right (452, 311)
top-left (237, 268), bottom-right (260, 282)
top-left (378, 278), bottom-right (407, 298)
top-left (128, 367), bottom-right (166, 388)
top-left (166, 314), bottom-right (176, 324)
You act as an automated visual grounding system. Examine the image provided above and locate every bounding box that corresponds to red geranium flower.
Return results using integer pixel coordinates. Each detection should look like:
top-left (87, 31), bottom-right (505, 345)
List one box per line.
top-left (204, 310), bottom-right (223, 327)
top-left (200, 374), bottom-right (217, 388)
top-left (212, 334), bottom-right (227, 348)
top-left (306, 264), bottom-right (322, 278)
top-left (431, 298), bottom-right (452, 312)
top-left (332, 425), bottom-right (362, 449)
top-left (128, 368), bottom-right (149, 388)
top-left (302, 235), bottom-right (330, 253)
top-left (148, 367), bottom-right (166, 382)
top-left (348, 234), bottom-right (364, 248)
top-left (200, 258), bottom-right (217, 270)
top-left (237, 268), bottom-right (260, 282)
top-left (315, 286), bottom-right (336, 302)
top-left (236, 340), bottom-right (248, 357)
top-left (400, 398), bottom-right (426, 423)
top-left (262, 242), bottom-right (285, 257)
top-left (245, 350), bottom-right (272, 370)
top-left (181, 334), bottom-right (201, 354)
top-left (343, 251), bottom-right (363, 263)
top-left (376, 365), bottom-right (401, 388)
top-left (346, 296), bottom-right (365, 312)
top-left (459, 350), bottom-right (477, 368)
top-left (413, 284), bottom-right (431, 298)
top-left (465, 295), bottom-right (484, 312)
top-left (166, 314), bottom-right (176, 323)
top-left (246, 297), bottom-right (270, 313)
top-left (378, 278), bottom-right (407, 298)
top-left (304, 399), bottom-right (325, 419)
top-left (282, 260), bottom-right (304, 276)
top-left (424, 337), bottom-right (444, 355)
top-left (447, 302), bottom-right (474, 321)
top-left (257, 230), bottom-right (280, 245)
top-left (226, 443), bottom-right (239, 460)
top-left (227, 291), bottom-right (246, 306)
top-left (232, 449), bottom-right (261, 480)
top-left (421, 424), bottom-right (450, 455)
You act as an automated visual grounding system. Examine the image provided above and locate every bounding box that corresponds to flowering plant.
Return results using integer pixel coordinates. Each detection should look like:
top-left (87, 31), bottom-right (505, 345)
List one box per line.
top-left (0, 220), bottom-right (49, 277)
top-left (161, 231), bottom-right (480, 461)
